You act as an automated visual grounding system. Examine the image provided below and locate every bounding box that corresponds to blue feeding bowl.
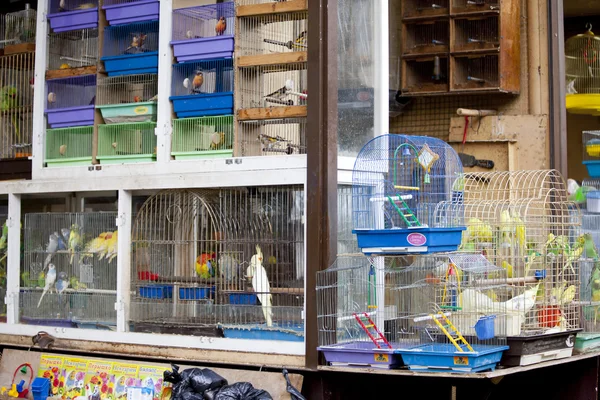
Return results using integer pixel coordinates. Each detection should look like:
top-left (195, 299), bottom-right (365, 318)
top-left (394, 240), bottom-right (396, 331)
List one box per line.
top-left (474, 315), bottom-right (496, 340)
top-left (179, 287), bottom-right (213, 300)
top-left (229, 293), bottom-right (257, 305)
top-left (139, 285), bottom-right (173, 299)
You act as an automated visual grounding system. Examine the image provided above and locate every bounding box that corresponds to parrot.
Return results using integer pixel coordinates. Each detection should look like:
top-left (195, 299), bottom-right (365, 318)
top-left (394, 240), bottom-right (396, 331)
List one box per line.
top-left (101, 230), bottom-right (118, 262)
top-left (60, 228), bottom-right (70, 243)
top-left (68, 224), bottom-right (82, 265)
top-left (55, 271), bottom-right (69, 303)
top-left (215, 16), bottom-right (227, 36)
top-left (195, 253), bottom-right (215, 279)
top-left (80, 232), bottom-right (110, 262)
top-left (55, 231), bottom-right (67, 251)
top-left (246, 245), bottom-right (273, 327)
top-left (218, 253), bottom-right (239, 289)
top-left (0, 86), bottom-right (20, 141)
top-left (43, 233), bottom-right (59, 271)
top-left (499, 209), bottom-right (512, 249)
top-left (511, 211), bottom-right (526, 256)
top-left (501, 260), bottom-right (514, 278)
top-left (69, 276), bottom-right (86, 290)
top-left (37, 263), bottom-right (56, 308)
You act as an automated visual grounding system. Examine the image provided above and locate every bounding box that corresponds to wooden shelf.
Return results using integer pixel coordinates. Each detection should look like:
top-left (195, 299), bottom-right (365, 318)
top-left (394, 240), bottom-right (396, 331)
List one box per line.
top-left (236, 0), bottom-right (307, 17)
top-left (4, 43), bottom-right (35, 55)
top-left (237, 52), bottom-right (307, 68)
top-left (45, 65), bottom-right (97, 80)
top-left (237, 105), bottom-right (307, 121)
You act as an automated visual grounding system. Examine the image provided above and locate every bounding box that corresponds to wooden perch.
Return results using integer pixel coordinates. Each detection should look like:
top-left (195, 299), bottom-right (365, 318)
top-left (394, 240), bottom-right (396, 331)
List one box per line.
top-left (457, 108), bottom-right (498, 117)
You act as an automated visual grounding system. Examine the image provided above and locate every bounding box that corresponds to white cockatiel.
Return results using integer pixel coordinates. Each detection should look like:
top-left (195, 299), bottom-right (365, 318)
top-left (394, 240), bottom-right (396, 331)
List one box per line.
top-left (37, 263), bottom-right (57, 308)
top-left (246, 245), bottom-right (273, 327)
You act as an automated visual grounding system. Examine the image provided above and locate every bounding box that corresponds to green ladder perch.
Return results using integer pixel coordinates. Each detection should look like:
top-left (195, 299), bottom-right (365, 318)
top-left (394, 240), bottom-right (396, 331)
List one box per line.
top-left (386, 195), bottom-right (422, 228)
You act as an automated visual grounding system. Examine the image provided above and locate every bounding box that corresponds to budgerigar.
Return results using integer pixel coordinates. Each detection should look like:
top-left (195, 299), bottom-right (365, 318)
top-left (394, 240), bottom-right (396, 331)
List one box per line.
top-left (56, 231), bottom-right (67, 251)
top-left (219, 253), bottom-right (239, 289)
top-left (101, 230), bottom-right (118, 262)
top-left (55, 271), bottom-right (69, 303)
top-left (511, 211), bottom-right (526, 256)
top-left (80, 232), bottom-right (110, 262)
top-left (499, 209), bottom-right (512, 249)
top-left (246, 245), bottom-right (273, 327)
top-left (37, 264), bottom-right (56, 308)
top-left (43, 233), bottom-right (59, 271)
top-left (68, 224), bottom-right (81, 265)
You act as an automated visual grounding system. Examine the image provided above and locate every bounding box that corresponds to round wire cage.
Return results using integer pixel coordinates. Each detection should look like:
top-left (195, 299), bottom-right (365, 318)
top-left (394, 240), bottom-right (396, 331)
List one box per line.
top-left (566, 24), bottom-right (600, 95)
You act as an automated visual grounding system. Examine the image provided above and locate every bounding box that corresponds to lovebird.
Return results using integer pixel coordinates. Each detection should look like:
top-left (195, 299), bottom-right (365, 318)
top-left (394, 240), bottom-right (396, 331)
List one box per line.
top-left (215, 16), bottom-right (227, 36)
top-left (37, 263), bottom-right (56, 308)
top-left (68, 224), bottom-right (81, 265)
top-left (195, 253), bottom-right (215, 279)
top-left (246, 245), bottom-right (273, 327)
top-left (44, 233), bottom-right (59, 271)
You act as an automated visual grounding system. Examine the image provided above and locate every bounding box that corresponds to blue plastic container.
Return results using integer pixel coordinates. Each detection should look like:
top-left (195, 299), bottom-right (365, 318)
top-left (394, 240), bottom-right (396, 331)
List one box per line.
top-left (229, 293), bottom-right (258, 305)
top-left (474, 315), bottom-right (496, 340)
top-left (318, 342), bottom-right (403, 369)
top-left (584, 160), bottom-right (600, 178)
top-left (101, 52), bottom-right (159, 77)
top-left (139, 285), bottom-right (173, 299)
top-left (395, 344), bottom-right (509, 373)
top-left (353, 226), bottom-right (466, 255)
top-left (220, 322), bottom-right (304, 342)
top-left (179, 287), bottom-right (213, 300)
top-left (32, 377), bottom-right (50, 400)
top-left (170, 92), bottom-right (234, 118)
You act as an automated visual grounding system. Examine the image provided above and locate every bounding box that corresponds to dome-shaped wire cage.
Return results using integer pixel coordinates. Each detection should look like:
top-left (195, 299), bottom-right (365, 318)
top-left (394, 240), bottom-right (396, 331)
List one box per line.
top-left (566, 24), bottom-right (600, 95)
top-left (352, 134), bottom-right (466, 255)
top-left (130, 187), bottom-right (305, 341)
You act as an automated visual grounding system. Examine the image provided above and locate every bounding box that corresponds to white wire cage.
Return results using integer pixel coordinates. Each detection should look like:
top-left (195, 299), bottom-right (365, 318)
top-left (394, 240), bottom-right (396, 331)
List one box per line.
top-left (47, 28), bottom-right (98, 71)
top-left (172, 2), bottom-right (235, 42)
top-left (0, 4), bottom-right (37, 50)
top-left (237, 11), bottom-right (307, 57)
top-left (21, 212), bottom-right (118, 329)
top-left (566, 24), bottom-right (600, 95)
top-left (237, 63), bottom-right (307, 109)
top-left (237, 117), bottom-right (306, 157)
top-left (130, 186), bottom-right (305, 341)
top-left (96, 74), bottom-right (158, 124)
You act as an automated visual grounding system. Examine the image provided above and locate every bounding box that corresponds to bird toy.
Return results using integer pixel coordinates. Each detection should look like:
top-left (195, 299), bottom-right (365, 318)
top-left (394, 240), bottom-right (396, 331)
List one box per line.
top-left (10, 363), bottom-right (33, 398)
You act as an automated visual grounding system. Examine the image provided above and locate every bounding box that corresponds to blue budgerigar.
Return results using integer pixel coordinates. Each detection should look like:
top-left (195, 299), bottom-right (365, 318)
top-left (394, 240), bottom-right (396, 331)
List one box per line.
top-left (56, 231), bottom-right (67, 251)
top-left (43, 233), bottom-right (59, 271)
top-left (55, 271), bottom-right (69, 303)
top-left (37, 263), bottom-right (56, 308)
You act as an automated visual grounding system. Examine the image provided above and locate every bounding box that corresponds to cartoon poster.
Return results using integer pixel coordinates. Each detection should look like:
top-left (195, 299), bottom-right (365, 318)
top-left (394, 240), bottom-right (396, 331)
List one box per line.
top-left (38, 355), bottom-right (65, 396)
top-left (62, 358), bottom-right (88, 399)
top-left (137, 365), bottom-right (171, 400)
top-left (111, 362), bottom-right (139, 400)
top-left (85, 360), bottom-right (115, 400)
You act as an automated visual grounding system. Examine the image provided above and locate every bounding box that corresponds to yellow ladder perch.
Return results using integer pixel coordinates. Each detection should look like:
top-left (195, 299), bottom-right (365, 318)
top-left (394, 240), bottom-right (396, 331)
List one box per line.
top-left (415, 312), bottom-right (474, 352)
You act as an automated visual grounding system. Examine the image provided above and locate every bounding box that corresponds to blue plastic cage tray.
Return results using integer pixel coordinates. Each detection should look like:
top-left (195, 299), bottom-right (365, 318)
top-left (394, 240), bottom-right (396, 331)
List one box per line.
top-left (395, 344), bottom-right (509, 373)
top-left (353, 226), bottom-right (466, 255)
top-left (318, 342), bottom-right (403, 369)
top-left (219, 322), bottom-right (304, 342)
top-left (101, 52), bottom-right (158, 77)
top-left (584, 160), bottom-right (600, 178)
top-left (170, 92), bottom-right (234, 118)
top-left (139, 285), bottom-right (173, 299)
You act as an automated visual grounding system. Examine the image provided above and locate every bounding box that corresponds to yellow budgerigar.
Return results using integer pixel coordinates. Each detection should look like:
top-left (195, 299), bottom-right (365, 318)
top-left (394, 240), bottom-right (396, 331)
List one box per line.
top-left (501, 260), bottom-right (514, 278)
top-left (102, 230), bottom-right (118, 262)
top-left (511, 211), bottom-right (526, 255)
top-left (500, 209), bottom-right (512, 248)
top-left (80, 232), bottom-right (110, 262)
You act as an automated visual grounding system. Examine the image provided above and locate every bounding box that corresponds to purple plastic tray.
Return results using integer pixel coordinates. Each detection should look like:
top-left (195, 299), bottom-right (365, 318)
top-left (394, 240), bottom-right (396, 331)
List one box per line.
top-left (47, 8), bottom-right (98, 33)
top-left (171, 35), bottom-right (234, 63)
top-left (103, 0), bottom-right (159, 26)
top-left (318, 342), bottom-right (403, 369)
top-left (46, 106), bottom-right (95, 129)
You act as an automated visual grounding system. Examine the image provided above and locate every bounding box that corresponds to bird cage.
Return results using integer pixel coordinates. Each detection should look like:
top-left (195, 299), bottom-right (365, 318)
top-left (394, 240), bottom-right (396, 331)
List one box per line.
top-left (96, 74), bottom-right (158, 124)
top-left (21, 212), bottom-right (118, 329)
top-left (566, 24), bottom-right (600, 97)
top-left (451, 16), bottom-right (499, 53)
top-left (47, 28), bottom-right (98, 72)
top-left (237, 62), bottom-right (307, 110)
top-left (171, 115), bottom-right (234, 160)
top-left (402, 19), bottom-right (449, 56)
top-left (450, 0), bottom-right (500, 14)
top-left (47, 0), bottom-right (98, 33)
top-left (402, 0), bottom-right (449, 19)
top-left (583, 131), bottom-right (600, 178)
top-left (317, 255), bottom-right (405, 369)
top-left (237, 117), bottom-right (306, 157)
top-left (170, 58), bottom-right (234, 118)
top-left (390, 252), bottom-right (509, 373)
top-left (101, 20), bottom-right (159, 77)
top-left (352, 134), bottom-right (466, 255)
top-left (338, 186), bottom-right (361, 255)
top-left (236, 11), bottom-right (307, 57)
top-left (102, 0), bottom-right (159, 26)
top-left (402, 56), bottom-right (449, 94)
top-left (45, 74), bottom-right (96, 129)
top-left (129, 186), bottom-right (305, 341)
top-left (97, 122), bottom-right (157, 164)
top-left (45, 126), bottom-right (93, 167)
top-left (0, 52), bottom-right (35, 160)
top-left (171, 2), bottom-right (235, 62)
top-left (451, 53), bottom-right (499, 91)
top-left (0, 4), bottom-right (37, 51)
top-left (435, 170), bottom-right (583, 341)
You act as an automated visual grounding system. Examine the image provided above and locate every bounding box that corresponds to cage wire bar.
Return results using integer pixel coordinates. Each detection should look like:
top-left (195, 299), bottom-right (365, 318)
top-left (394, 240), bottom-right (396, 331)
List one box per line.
top-left (237, 63), bottom-right (307, 109)
top-left (97, 122), bottom-right (157, 164)
top-left (402, 0), bottom-right (450, 18)
top-left (96, 74), bottom-right (158, 124)
top-left (434, 170), bottom-right (582, 337)
top-left (452, 16), bottom-right (499, 53)
top-left (48, 0), bottom-right (99, 15)
top-left (450, 0), bottom-right (500, 14)
top-left (129, 186), bottom-right (304, 341)
top-left (452, 54), bottom-right (500, 90)
top-left (403, 19), bottom-right (449, 56)
top-left (0, 52), bottom-right (35, 160)
top-left (45, 126), bottom-right (93, 167)
top-left (47, 29), bottom-right (98, 71)
top-left (172, 2), bottom-right (235, 41)
top-left (171, 115), bottom-right (234, 159)
top-left (46, 75), bottom-right (96, 110)
top-left (21, 212), bottom-right (118, 329)
top-left (0, 6), bottom-right (37, 50)
top-left (237, 12), bottom-right (308, 57)
top-left (102, 20), bottom-right (159, 58)
top-left (171, 59), bottom-right (234, 97)
top-left (237, 117), bottom-right (306, 157)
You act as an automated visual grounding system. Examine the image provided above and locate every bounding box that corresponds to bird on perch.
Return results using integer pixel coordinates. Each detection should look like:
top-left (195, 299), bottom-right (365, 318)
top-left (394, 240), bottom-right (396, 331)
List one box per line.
top-left (215, 17), bottom-right (227, 36)
top-left (246, 245), bottom-right (273, 327)
top-left (184, 71), bottom-right (204, 94)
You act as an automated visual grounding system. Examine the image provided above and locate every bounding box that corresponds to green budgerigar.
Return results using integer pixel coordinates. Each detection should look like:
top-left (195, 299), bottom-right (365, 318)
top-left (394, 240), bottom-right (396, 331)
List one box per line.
top-left (68, 224), bottom-right (82, 265)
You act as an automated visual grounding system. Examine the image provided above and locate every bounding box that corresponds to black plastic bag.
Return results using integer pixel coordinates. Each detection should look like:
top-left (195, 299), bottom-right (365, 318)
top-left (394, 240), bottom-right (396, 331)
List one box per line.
top-left (211, 382), bottom-right (273, 400)
top-left (164, 364), bottom-right (228, 400)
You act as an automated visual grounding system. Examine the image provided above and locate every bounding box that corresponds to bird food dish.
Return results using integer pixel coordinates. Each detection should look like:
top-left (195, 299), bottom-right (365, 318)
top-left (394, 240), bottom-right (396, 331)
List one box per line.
top-left (103, 0), bottom-right (159, 26)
